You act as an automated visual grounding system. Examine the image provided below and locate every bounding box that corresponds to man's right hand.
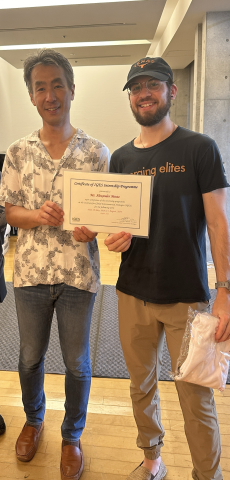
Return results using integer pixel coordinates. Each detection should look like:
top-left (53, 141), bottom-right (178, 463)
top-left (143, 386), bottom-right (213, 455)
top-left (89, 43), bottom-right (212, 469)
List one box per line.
top-left (104, 232), bottom-right (132, 252)
top-left (5, 201), bottom-right (64, 229)
top-left (36, 201), bottom-right (64, 227)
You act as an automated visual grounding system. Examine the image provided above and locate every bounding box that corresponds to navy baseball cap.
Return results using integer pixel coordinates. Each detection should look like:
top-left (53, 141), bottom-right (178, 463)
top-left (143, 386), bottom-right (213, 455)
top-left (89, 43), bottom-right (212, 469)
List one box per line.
top-left (123, 57), bottom-right (173, 91)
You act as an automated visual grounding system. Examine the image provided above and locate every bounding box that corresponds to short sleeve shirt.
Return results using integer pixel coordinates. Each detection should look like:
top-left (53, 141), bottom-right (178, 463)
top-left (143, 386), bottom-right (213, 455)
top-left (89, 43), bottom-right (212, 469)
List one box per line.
top-left (110, 127), bottom-right (229, 303)
top-left (0, 129), bottom-right (110, 291)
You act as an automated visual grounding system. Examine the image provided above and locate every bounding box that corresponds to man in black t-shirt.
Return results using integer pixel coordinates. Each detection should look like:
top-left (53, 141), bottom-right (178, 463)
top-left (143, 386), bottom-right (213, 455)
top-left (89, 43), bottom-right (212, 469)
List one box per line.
top-left (0, 172), bottom-right (7, 436)
top-left (104, 58), bottom-right (230, 480)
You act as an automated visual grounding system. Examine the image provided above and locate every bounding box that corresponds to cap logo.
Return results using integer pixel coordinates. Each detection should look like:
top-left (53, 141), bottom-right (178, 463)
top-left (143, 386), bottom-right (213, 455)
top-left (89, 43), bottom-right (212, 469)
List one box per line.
top-left (134, 59), bottom-right (155, 69)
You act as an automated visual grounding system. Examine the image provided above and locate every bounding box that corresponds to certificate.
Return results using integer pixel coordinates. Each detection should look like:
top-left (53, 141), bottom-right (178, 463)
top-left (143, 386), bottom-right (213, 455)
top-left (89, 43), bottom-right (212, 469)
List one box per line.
top-left (63, 171), bottom-right (153, 237)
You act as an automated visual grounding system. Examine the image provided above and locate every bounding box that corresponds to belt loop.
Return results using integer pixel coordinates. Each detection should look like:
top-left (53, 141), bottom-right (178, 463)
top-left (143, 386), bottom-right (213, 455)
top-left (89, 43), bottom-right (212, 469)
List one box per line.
top-left (144, 301), bottom-right (146, 306)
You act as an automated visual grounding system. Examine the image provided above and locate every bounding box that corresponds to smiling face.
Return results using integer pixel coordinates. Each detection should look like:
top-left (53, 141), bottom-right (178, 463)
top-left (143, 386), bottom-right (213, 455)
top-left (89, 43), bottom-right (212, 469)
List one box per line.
top-left (29, 64), bottom-right (75, 128)
top-left (129, 75), bottom-right (174, 127)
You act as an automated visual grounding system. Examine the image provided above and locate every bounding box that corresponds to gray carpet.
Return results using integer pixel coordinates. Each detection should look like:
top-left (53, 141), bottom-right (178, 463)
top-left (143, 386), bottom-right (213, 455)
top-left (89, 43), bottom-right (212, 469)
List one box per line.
top-left (0, 283), bottom-right (229, 383)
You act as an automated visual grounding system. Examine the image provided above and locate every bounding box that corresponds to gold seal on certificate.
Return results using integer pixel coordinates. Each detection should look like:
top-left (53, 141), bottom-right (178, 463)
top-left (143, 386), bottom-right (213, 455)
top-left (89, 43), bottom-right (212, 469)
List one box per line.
top-left (63, 171), bottom-right (153, 237)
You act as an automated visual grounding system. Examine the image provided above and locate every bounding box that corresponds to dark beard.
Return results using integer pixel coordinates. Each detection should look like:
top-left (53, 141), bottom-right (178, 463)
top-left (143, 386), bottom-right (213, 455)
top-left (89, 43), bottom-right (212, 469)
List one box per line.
top-left (130, 92), bottom-right (171, 127)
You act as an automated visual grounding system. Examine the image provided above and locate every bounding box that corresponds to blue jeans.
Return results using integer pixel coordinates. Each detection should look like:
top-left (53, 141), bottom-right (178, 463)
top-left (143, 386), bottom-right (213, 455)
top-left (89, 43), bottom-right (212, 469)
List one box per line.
top-left (14, 283), bottom-right (96, 441)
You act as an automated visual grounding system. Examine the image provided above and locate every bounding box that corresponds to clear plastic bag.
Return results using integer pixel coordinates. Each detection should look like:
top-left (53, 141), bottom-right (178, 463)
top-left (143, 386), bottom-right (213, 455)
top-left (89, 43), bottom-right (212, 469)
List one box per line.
top-left (171, 308), bottom-right (230, 392)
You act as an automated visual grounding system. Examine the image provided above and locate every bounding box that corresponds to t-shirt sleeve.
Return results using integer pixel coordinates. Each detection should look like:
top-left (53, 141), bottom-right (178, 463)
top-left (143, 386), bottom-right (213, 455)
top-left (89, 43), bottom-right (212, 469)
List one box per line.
top-left (0, 206), bottom-right (6, 230)
top-left (98, 145), bottom-right (111, 173)
top-left (0, 145), bottom-right (23, 207)
top-left (196, 140), bottom-right (229, 194)
top-left (109, 152), bottom-right (119, 173)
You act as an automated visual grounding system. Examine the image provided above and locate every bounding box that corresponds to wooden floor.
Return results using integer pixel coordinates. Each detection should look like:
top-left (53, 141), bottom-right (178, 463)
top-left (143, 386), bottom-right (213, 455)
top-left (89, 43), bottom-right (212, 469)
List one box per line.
top-left (0, 235), bottom-right (229, 480)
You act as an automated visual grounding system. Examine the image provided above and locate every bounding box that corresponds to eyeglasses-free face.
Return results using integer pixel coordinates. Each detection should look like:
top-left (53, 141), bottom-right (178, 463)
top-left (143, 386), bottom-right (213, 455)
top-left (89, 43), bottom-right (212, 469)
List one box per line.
top-left (128, 78), bottom-right (166, 96)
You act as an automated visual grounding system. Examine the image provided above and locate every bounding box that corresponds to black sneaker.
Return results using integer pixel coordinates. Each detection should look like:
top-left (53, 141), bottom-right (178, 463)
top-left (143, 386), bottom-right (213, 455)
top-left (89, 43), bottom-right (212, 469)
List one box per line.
top-left (0, 415), bottom-right (6, 435)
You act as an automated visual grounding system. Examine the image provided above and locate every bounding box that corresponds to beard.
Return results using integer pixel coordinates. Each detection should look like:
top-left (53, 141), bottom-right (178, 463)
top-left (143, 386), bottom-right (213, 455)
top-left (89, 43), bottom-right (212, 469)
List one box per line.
top-left (130, 90), bottom-right (171, 127)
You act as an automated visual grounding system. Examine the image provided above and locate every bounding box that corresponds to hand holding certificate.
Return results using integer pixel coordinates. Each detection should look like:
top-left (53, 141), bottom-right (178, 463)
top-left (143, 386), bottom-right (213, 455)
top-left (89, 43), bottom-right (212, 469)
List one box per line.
top-left (63, 171), bottom-right (153, 237)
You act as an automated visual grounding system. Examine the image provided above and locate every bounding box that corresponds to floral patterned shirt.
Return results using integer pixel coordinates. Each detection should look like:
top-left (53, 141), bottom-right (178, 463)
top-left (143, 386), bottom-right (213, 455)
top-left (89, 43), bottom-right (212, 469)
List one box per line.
top-left (0, 129), bottom-right (110, 291)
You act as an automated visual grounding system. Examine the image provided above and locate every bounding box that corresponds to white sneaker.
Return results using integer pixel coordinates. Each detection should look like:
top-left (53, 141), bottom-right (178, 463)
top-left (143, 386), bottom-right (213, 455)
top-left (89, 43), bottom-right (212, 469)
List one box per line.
top-left (126, 460), bottom-right (167, 480)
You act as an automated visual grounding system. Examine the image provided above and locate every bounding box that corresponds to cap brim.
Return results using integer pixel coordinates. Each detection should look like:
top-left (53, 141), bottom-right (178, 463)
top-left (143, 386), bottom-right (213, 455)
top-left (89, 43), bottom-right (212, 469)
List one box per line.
top-left (123, 70), bottom-right (170, 91)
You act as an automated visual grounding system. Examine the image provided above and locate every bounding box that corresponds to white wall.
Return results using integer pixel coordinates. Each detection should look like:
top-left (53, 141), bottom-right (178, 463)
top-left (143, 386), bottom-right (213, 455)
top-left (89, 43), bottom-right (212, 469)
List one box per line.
top-left (0, 60), bottom-right (140, 155)
top-left (0, 58), bottom-right (14, 151)
top-left (0, 58), bottom-right (41, 153)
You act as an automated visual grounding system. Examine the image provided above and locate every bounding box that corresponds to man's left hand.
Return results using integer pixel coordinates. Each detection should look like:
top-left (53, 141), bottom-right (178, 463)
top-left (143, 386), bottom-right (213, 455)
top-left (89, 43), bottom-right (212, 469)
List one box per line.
top-left (212, 292), bottom-right (230, 342)
top-left (73, 226), bottom-right (97, 243)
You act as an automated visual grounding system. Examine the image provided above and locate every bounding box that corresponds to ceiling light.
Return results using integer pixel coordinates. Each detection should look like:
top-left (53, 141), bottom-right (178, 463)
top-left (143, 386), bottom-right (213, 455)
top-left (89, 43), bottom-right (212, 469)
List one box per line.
top-left (0, 0), bottom-right (144, 8)
top-left (0, 40), bottom-right (150, 50)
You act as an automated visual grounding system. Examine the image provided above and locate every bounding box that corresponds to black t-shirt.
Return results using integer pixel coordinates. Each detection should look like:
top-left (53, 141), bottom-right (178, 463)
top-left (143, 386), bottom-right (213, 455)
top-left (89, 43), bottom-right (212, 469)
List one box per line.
top-left (110, 126), bottom-right (229, 304)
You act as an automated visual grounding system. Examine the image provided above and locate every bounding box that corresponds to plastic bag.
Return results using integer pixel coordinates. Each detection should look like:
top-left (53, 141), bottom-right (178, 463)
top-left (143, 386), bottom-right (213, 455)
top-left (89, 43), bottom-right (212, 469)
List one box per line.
top-left (171, 308), bottom-right (230, 391)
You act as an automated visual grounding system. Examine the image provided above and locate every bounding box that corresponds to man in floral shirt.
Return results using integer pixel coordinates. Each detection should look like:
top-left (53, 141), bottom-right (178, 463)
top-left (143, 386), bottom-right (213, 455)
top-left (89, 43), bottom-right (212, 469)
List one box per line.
top-left (0, 49), bottom-right (110, 480)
